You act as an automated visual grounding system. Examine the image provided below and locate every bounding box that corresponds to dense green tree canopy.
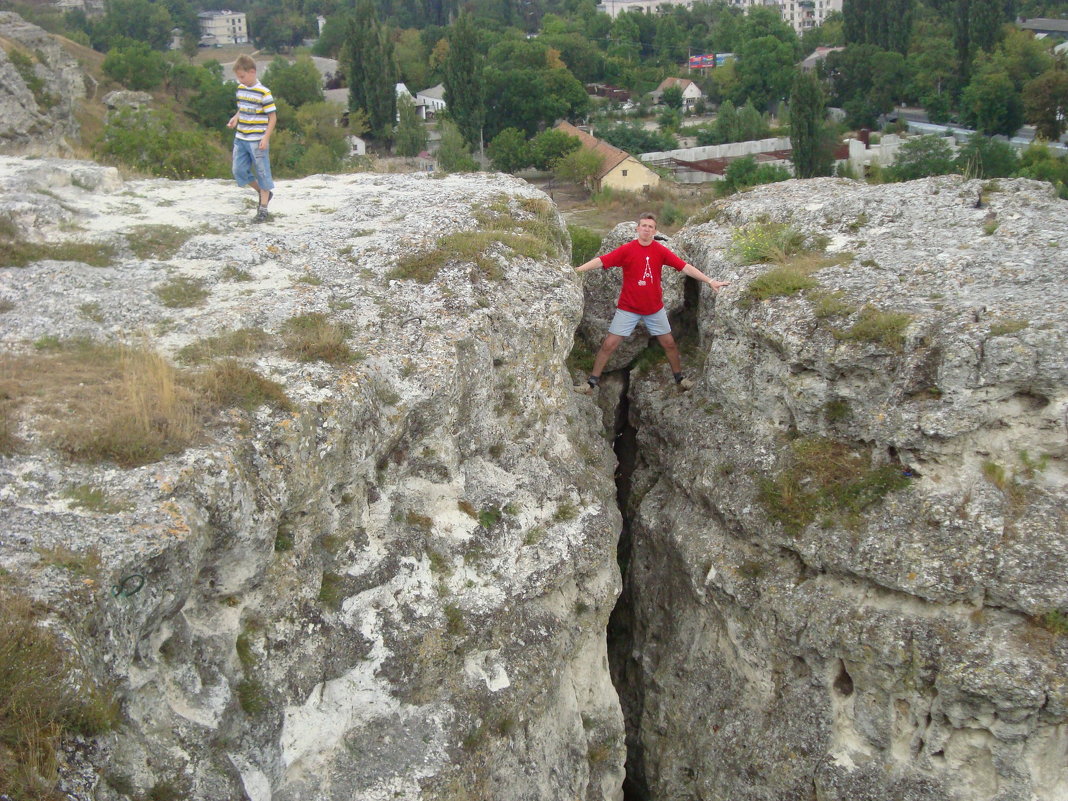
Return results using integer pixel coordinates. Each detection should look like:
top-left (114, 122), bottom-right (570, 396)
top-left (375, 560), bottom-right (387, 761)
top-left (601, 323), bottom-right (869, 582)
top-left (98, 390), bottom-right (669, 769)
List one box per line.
top-left (443, 12), bottom-right (486, 150)
top-left (263, 56), bottom-right (324, 108)
top-left (342, 0), bottom-right (398, 142)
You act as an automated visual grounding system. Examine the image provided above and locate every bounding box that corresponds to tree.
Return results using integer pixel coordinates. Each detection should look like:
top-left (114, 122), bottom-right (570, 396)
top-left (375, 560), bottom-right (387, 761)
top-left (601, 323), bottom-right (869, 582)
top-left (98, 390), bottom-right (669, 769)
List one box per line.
top-left (961, 63), bottom-right (1024, 135)
top-left (789, 71), bottom-right (835, 178)
top-left (654, 16), bottom-right (686, 66)
top-left (394, 95), bottom-right (427, 157)
top-left (530, 129), bottom-right (581, 171)
top-left (736, 100), bottom-right (769, 141)
top-left (955, 134), bottom-right (1019, 177)
top-left (442, 12), bottom-right (485, 151)
top-left (263, 56), bottom-right (324, 108)
top-left (885, 134), bottom-right (957, 181)
top-left (436, 119), bottom-right (478, 172)
top-left (843, 0), bottom-right (913, 53)
top-left (103, 40), bottom-right (166, 90)
top-left (734, 35), bottom-right (797, 111)
top-left (1023, 69), bottom-right (1068, 141)
top-left (96, 0), bottom-right (173, 50)
top-left (661, 85), bottom-right (684, 111)
top-left (721, 155), bottom-right (790, 193)
top-left (487, 128), bottom-right (531, 173)
top-left (553, 147), bottom-right (603, 189)
top-left (342, 0), bottom-right (398, 142)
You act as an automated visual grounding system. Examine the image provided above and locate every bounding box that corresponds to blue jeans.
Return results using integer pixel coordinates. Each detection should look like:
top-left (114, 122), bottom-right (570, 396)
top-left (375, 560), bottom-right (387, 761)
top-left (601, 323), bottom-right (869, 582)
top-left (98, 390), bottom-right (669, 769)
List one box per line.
top-left (232, 138), bottom-right (274, 191)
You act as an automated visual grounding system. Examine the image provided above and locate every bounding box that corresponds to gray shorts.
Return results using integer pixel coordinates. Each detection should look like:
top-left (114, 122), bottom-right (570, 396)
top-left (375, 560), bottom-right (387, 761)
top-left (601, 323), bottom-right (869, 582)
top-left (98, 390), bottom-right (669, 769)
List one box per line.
top-left (608, 307), bottom-right (671, 337)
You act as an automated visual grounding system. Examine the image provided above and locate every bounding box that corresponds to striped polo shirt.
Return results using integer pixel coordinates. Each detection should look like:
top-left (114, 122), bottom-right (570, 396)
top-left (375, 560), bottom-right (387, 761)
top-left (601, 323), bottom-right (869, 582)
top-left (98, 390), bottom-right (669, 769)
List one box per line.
top-left (234, 82), bottom-right (276, 141)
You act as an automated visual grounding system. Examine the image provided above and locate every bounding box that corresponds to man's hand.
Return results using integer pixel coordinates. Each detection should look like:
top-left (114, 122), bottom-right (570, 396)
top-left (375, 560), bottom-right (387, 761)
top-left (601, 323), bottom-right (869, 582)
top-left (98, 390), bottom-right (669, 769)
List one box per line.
top-left (707, 279), bottom-right (729, 291)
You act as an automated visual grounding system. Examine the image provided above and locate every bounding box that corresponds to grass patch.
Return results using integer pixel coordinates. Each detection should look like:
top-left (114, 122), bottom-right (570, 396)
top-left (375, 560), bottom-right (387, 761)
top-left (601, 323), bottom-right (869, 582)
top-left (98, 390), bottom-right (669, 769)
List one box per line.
top-left (236, 678), bottom-right (269, 716)
top-left (1036, 610), bottom-right (1068, 636)
top-left (0, 339), bottom-right (285, 469)
top-left (220, 265), bottom-right (253, 282)
top-left (78, 301), bottom-right (105, 323)
top-left (810, 290), bottom-right (855, 319)
top-left (0, 592), bottom-right (118, 801)
top-left (477, 507), bottom-right (501, 529)
top-left (0, 238), bottom-right (116, 268)
top-left (154, 276), bottom-right (209, 308)
top-left (318, 572), bottom-right (344, 610)
top-left (729, 223), bottom-right (807, 265)
top-left (989, 318), bottom-right (1028, 337)
top-left (125, 224), bottom-right (193, 260)
top-left (194, 360), bottom-right (291, 413)
top-left (833, 305), bottom-right (912, 350)
top-left (62, 484), bottom-right (132, 514)
top-left (281, 313), bottom-right (356, 364)
top-left (389, 195), bottom-right (566, 283)
top-left (176, 327), bottom-right (272, 365)
top-left (444, 603), bottom-right (466, 637)
top-left (36, 545), bottom-right (102, 578)
top-left (745, 267), bottom-right (818, 304)
top-left (758, 437), bottom-right (911, 536)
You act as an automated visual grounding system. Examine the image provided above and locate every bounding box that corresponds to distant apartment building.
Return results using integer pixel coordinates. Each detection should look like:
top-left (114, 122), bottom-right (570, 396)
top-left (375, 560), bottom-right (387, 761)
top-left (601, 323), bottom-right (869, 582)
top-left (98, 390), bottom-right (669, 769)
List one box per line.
top-left (598, 0), bottom-right (842, 36)
top-left (198, 10), bottom-right (248, 46)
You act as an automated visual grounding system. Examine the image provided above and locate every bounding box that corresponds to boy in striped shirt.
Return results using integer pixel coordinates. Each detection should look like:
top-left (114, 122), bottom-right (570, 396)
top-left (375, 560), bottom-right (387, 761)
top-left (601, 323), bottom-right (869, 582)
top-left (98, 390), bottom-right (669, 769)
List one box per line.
top-left (227, 55), bottom-right (276, 223)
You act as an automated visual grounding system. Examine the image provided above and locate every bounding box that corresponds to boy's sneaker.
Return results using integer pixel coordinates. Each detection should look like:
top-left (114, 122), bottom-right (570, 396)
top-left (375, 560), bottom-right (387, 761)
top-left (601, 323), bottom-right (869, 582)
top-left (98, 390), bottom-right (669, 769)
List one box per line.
top-left (574, 375), bottom-right (599, 395)
top-left (253, 206), bottom-right (269, 223)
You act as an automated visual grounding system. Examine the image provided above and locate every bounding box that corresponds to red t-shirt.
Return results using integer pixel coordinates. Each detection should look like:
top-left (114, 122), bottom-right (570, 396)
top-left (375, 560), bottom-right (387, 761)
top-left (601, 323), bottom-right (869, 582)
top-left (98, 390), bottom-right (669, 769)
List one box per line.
top-left (601, 239), bottom-right (687, 315)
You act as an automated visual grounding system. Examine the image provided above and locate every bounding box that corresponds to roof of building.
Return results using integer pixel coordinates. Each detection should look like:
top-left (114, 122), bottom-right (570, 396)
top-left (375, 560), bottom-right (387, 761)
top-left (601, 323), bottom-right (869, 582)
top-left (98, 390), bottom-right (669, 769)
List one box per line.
top-left (555, 121), bottom-right (642, 180)
top-left (655, 77), bottom-right (697, 93)
top-left (1018, 18), bottom-right (1068, 34)
top-left (417, 83), bottom-right (446, 101)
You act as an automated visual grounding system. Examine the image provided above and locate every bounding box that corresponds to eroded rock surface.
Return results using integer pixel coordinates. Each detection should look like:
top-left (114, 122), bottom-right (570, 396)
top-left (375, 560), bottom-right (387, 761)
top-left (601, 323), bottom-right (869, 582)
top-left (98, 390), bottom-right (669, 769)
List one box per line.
top-left (0, 157), bottom-right (624, 801)
top-left (603, 176), bottom-right (1067, 801)
top-left (0, 13), bottom-right (89, 152)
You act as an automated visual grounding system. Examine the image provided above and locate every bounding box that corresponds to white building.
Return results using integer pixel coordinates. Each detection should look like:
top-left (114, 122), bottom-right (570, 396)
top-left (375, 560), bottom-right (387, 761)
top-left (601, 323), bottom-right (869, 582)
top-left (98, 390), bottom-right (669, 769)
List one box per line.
top-left (197, 10), bottom-right (248, 46)
top-left (415, 84), bottom-right (446, 119)
top-left (780, 0), bottom-right (843, 35)
top-left (597, 0), bottom-right (692, 18)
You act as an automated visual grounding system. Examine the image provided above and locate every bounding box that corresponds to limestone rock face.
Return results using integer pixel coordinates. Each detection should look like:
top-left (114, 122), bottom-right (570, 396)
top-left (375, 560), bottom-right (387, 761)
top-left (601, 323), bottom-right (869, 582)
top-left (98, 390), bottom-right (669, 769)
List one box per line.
top-left (0, 13), bottom-right (89, 152)
top-left (0, 157), bottom-right (624, 801)
top-left (616, 177), bottom-right (1067, 801)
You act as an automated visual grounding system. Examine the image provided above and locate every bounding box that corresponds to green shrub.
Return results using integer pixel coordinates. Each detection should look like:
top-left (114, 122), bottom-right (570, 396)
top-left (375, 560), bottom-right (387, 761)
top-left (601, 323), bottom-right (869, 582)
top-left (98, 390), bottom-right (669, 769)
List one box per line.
top-left (833, 305), bottom-right (912, 350)
top-left (154, 276), bottom-right (208, 308)
top-left (96, 107), bottom-right (228, 180)
top-left (568, 225), bottom-right (601, 267)
top-left (745, 267), bottom-right (818, 303)
top-left (729, 223), bottom-right (808, 265)
top-left (281, 313), bottom-right (356, 364)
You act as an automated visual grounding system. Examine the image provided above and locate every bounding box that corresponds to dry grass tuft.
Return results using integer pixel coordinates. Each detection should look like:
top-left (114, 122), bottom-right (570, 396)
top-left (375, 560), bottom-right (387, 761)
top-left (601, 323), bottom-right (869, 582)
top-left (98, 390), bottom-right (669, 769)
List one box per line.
top-left (1, 339), bottom-right (290, 468)
top-left (176, 328), bottom-right (272, 365)
top-left (0, 592), bottom-right (118, 801)
top-left (282, 313), bottom-right (358, 364)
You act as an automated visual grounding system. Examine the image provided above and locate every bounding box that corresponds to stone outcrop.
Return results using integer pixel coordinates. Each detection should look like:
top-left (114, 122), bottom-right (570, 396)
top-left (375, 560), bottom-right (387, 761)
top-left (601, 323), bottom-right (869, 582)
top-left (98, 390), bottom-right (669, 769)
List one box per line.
top-left (0, 13), bottom-right (90, 152)
top-left (599, 176), bottom-right (1067, 801)
top-left (0, 157), bottom-right (624, 800)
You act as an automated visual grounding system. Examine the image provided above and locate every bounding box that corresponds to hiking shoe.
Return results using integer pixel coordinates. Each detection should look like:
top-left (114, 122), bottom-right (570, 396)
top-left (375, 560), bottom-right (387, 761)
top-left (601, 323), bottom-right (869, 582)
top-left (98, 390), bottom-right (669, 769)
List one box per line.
top-left (676, 377), bottom-right (694, 391)
top-left (253, 206), bottom-right (269, 223)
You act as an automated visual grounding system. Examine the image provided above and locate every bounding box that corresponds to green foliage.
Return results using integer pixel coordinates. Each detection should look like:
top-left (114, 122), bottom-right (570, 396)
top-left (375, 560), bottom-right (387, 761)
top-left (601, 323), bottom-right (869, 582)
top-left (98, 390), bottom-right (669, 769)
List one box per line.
top-left (6, 48), bottom-right (58, 109)
top-left (263, 56), bottom-right (324, 108)
top-left (789, 70), bottom-right (835, 178)
top-left (272, 102), bottom-right (353, 178)
top-left (1037, 610), bottom-right (1068, 636)
top-left (568, 225), bottom-right (602, 267)
top-left (435, 119), bottom-right (478, 173)
top-left (62, 484), bottom-right (132, 513)
top-left (488, 128), bottom-right (531, 173)
top-left (236, 678), bottom-right (269, 716)
top-left (93, 0), bottom-right (174, 50)
top-left (1017, 142), bottom-right (1068, 200)
top-left (729, 223), bottom-right (808, 265)
top-left (1, 593), bottom-right (118, 801)
top-left (443, 11), bottom-right (486, 150)
top-left (885, 134), bottom-right (956, 182)
top-left (96, 107), bottom-right (228, 180)
top-left (1023, 69), bottom-right (1068, 142)
top-left (154, 276), bottom-right (208, 308)
top-left (342, 0), bottom-right (398, 141)
top-left (746, 268), bottom-right (819, 303)
top-left (833, 305), bottom-right (912, 350)
top-left (955, 135), bottom-right (1018, 179)
top-left (394, 95), bottom-right (427, 157)
top-left (177, 328), bottom-right (272, 365)
top-left (281, 313), bottom-right (356, 364)
top-left (0, 236), bottom-right (115, 269)
top-left (734, 34), bottom-right (797, 111)
top-left (196, 360), bottom-right (291, 413)
top-left (553, 147), bottom-right (604, 188)
top-left (595, 122), bottom-right (676, 154)
top-left (758, 437), bottom-right (911, 535)
top-left (843, 0), bottom-right (914, 53)
top-left (103, 39), bottom-right (166, 91)
top-left (126, 224), bottom-right (193, 260)
top-left (989, 318), bottom-right (1028, 336)
top-left (961, 62), bottom-right (1024, 136)
top-left (721, 155), bottom-right (791, 193)
top-left (530, 129), bottom-right (582, 171)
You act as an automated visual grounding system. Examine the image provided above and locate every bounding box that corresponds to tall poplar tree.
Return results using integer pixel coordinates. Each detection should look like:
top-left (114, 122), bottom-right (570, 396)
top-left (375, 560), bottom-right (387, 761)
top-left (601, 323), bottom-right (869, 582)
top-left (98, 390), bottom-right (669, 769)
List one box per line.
top-left (342, 0), bottom-right (397, 142)
top-left (789, 71), bottom-right (835, 178)
top-left (443, 11), bottom-right (485, 152)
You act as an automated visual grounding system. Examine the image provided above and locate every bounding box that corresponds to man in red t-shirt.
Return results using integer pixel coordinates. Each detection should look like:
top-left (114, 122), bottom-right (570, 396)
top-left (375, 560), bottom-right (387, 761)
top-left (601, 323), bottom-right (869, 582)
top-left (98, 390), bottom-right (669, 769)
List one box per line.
top-left (575, 212), bottom-right (728, 393)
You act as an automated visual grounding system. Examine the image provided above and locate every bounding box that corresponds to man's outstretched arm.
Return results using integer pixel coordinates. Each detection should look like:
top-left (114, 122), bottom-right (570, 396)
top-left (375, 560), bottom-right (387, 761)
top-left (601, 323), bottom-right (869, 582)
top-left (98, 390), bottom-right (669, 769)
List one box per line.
top-left (576, 256), bottom-right (604, 273)
top-left (682, 263), bottom-right (729, 291)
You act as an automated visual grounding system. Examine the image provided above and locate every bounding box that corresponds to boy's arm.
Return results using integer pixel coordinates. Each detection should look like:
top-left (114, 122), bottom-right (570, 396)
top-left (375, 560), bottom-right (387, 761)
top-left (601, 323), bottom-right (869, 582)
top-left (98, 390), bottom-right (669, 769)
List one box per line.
top-left (682, 263), bottom-right (729, 291)
top-left (227, 112), bottom-right (239, 129)
top-left (258, 111), bottom-right (277, 150)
